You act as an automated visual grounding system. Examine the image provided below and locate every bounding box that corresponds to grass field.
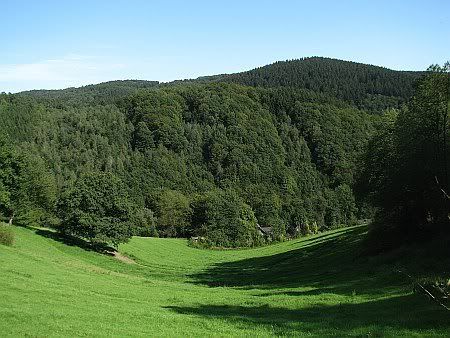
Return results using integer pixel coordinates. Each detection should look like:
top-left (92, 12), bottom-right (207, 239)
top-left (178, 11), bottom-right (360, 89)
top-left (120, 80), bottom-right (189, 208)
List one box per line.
top-left (1, 225), bottom-right (450, 337)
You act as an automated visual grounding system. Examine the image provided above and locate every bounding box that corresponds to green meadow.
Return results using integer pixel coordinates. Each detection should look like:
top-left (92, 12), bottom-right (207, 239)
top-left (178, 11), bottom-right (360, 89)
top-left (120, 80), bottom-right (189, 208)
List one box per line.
top-left (1, 225), bottom-right (449, 337)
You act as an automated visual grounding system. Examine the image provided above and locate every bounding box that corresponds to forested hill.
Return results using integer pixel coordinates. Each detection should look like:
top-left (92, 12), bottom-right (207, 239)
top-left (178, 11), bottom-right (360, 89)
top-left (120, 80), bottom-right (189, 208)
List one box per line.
top-left (18, 80), bottom-right (159, 106)
top-left (201, 57), bottom-right (422, 112)
top-left (3, 57), bottom-right (440, 250)
top-left (1, 81), bottom-right (375, 247)
top-left (17, 57), bottom-right (421, 112)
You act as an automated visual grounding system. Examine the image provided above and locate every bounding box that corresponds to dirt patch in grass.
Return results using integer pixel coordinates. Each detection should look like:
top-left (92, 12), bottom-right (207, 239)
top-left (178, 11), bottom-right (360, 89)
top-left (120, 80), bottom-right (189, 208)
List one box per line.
top-left (112, 251), bottom-right (136, 264)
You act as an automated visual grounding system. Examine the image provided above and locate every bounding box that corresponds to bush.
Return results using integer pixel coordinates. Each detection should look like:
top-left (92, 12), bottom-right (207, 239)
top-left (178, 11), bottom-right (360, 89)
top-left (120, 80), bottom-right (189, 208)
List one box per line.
top-left (0, 224), bottom-right (14, 246)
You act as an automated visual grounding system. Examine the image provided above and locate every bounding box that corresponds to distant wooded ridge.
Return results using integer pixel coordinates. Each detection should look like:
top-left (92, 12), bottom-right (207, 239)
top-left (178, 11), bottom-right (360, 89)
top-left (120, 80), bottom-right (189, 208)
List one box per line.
top-left (17, 57), bottom-right (422, 113)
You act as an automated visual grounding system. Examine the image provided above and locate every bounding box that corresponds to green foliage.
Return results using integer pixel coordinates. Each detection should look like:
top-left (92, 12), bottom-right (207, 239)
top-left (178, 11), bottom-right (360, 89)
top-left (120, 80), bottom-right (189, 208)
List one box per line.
top-left (58, 172), bottom-right (134, 247)
top-left (359, 63), bottom-right (450, 248)
top-left (0, 136), bottom-right (56, 226)
top-left (1, 59), bottom-right (385, 247)
top-left (192, 189), bottom-right (261, 247)
top-left (0, 223), bottom-right (14, 246)
top-left (211, 57), bottom-right (421, 113)
top-left (152, 190), bottom-right (192, 237)
top-left (130, 207), bottom-right (158, 237)
top-left (0, 137), bottom-right (20, 220)
top-left (324, 184), bottom-right (358, 229)
top-left (19, 80), bottom-right (159, 106)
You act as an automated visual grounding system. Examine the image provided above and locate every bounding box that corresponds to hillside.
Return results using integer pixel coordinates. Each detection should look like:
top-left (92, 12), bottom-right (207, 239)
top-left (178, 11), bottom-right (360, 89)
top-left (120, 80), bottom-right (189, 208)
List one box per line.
top-left (1, 225), bottom-right (449, 336)
top-left (2, 57), bottom-right (445, 253)
top-left (1, 81), bottom-right (375, 244)
top-left (213, 57), bottom-right (422, 112)
top-left (17, 80), bottom-right (159, 106)
top-left (17, 57), bottom-right (422, 112)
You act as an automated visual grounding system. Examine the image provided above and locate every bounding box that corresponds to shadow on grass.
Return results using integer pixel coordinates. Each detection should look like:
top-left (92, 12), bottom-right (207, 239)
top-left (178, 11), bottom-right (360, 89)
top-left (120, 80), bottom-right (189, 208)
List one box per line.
top-left (190, 227), bottom-right (407, 296)
top-left (166, 294), bottom-right (450, 336)
top-left (33, 227), bottom-right (116, 255)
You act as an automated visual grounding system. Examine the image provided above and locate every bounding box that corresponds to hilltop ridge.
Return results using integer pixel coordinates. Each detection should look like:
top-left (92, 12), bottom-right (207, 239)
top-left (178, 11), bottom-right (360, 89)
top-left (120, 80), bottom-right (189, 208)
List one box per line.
top-left (18, 57), bottom-right (421, 112)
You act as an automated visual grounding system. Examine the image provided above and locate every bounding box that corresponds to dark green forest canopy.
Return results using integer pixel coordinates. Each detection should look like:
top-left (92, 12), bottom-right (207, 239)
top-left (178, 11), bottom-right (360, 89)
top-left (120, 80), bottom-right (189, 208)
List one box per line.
top-left (2, 57), bottom-right (425, 247)
top-left (358, 64), bottom-right (450, 251)
top-left (0, 81), bottom-right (375, 246)
top-left (181, 57), bottom-right (422, 113)
top-left (19, 57), bottom-right (421, 112)
top-left (17, 80), bottom-right (160, 106)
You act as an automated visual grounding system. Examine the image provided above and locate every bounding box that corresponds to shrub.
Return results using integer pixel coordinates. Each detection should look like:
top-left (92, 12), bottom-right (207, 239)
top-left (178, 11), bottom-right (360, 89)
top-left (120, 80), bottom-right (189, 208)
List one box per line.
top-left (0, 224), bottom-right (14, 246)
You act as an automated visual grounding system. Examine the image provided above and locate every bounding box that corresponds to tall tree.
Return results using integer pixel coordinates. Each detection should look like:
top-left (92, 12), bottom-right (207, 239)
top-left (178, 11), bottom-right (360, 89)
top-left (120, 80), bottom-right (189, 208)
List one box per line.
top-left (58, 172), bottom-right (134, 247)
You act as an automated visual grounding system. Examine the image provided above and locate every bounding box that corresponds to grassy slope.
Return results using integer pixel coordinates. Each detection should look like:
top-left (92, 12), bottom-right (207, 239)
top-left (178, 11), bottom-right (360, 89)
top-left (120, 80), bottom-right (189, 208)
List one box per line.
top-left (1, 226), bottom-right (449, 337)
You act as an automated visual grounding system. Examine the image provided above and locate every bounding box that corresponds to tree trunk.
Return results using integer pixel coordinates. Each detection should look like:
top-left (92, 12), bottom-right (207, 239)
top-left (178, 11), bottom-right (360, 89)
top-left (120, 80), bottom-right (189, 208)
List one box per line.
top-left (8, 213), bottom-right (14, 225)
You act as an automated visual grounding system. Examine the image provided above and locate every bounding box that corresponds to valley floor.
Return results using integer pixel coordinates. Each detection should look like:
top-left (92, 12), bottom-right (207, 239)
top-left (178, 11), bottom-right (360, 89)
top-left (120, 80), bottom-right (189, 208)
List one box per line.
top-left (1, 226), bottom-right (449, 337)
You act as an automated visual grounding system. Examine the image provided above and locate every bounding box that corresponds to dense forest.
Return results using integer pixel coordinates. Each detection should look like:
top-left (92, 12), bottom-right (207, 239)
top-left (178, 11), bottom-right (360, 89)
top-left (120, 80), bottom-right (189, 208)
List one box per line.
top-left (1, 57), bottom-right (448, 250)
top-left (19, 80), bottom-right (160, 106)
top-left (200, 57), bottom-right (422, 113)
top-left (359, 62), bottom-right (450, 252)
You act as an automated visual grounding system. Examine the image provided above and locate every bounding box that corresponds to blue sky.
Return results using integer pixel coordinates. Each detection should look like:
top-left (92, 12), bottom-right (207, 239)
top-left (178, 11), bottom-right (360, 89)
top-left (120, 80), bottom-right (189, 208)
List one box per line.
top-left (1, 0), bottom-right (449, 92)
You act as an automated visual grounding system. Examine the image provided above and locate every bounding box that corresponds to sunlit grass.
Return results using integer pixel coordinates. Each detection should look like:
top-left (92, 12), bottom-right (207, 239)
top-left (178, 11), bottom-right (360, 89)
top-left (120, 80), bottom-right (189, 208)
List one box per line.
top-left (1, 225), bottom-right (449, 337)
